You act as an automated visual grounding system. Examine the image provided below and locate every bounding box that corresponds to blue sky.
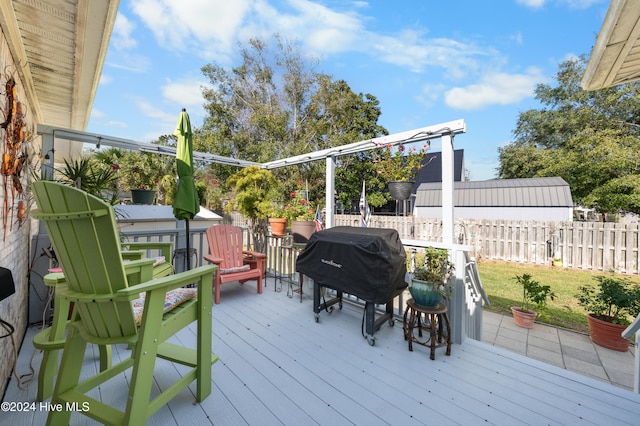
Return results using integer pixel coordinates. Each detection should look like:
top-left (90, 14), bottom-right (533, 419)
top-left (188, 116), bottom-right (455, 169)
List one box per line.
top-left (87, 0), bottom-right (609, 181)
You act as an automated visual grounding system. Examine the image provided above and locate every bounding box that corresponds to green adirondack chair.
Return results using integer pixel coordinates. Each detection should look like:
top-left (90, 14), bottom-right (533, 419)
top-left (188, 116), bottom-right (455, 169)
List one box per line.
top-left (32, 181), bottom-right (218, 425)
top-left (33, 241), bottom-right (175, 402)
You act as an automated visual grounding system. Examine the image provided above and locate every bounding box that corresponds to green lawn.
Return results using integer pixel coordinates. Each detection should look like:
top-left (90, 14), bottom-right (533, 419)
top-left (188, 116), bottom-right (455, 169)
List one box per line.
top-left (475, 260), bottom-right (627, 334)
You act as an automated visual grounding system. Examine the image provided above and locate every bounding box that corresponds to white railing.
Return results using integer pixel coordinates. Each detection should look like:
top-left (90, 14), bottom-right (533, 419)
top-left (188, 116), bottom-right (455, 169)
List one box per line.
top-left (622, 315), bottom-right (640, 393)
top-left (120, 226), bottom-right (489, 344)
top-left (401, 239), bottom-right (487, 344)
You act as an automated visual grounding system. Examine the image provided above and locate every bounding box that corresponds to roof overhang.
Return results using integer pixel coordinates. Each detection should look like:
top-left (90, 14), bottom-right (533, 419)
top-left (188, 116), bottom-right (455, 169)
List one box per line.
top-left (0, 0), bottom-right (119, 160)
top-left (581, 0), bottom-right (640, 90)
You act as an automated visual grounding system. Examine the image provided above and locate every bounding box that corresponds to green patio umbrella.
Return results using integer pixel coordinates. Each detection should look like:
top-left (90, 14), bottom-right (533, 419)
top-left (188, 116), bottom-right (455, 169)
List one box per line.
top-left (172, 108), bottom-right (199, 270)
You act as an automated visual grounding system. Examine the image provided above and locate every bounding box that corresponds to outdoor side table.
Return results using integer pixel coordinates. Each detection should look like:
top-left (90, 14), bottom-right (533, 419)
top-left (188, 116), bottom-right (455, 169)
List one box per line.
top-left (403, 298), bottom-right (452, 360)
top-left (282, 242), bottom-right (306, 301)
top-left (270, 234), bottom-right (290, 291)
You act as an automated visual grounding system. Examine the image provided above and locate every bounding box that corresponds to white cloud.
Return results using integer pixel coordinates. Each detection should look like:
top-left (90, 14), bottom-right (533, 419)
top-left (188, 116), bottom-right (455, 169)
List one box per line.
top-left (130, 0), bottom-right (252, 60)
top-left (90, 108), bottom-right (105, 118)
top-left (369, 33), bottom-right (494, 77)
top-left (106, 53), bottom-right (152, 73)
top-left (562, 0), bottom-right (606, 8)
top-left (516, 0), bottom-right (547, 8)
top-left (99, 74), bottom-right (113, 86)
top-left (106, 120), bottom-right (128, 129)
top-left (517, 0), bottom-right (605, 8)
top-left (510, 32), bottom-right (524, 46)
top-left (416, 83), bottom-right (446, 109)
top-left (162, 78), bottom-right (209, 110)
top-left (135, 98), bottom-right (176, 124)
top-left (112, 13), bottom-right (137, 50)
top-left (129, 0), bottom-right (498, 81)
top-left (444, 67), bottom-right (547, 110)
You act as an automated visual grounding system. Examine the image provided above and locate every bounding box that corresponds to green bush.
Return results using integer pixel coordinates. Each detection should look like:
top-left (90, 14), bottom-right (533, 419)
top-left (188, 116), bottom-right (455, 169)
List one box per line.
top-left (576, 275), bottom-right (640, 325)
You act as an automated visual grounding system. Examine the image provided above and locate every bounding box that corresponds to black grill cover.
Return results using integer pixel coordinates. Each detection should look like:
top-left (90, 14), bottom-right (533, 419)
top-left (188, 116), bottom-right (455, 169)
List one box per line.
top-left (296, 226), bottom-right (407, 304)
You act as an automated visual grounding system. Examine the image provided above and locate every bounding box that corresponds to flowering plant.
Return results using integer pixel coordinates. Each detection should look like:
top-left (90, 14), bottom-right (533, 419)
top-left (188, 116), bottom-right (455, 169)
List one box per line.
top-left (282, 191), bottom-right (315, 221)
top-left (117, 151), bottom-right (163, 191)
top-left (373, 142), bottom-right (429, 181)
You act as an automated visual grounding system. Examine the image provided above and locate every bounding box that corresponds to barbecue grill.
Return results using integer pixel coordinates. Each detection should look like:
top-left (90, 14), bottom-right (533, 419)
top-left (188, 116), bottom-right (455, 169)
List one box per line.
top-left (295, 226), bottom-right (407, 345)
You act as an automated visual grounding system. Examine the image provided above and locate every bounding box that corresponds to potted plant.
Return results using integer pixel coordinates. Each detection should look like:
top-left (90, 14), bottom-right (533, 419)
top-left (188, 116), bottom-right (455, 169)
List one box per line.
top-left (373, 142), bottom-right (429, 200)
top-left (283, 190), bottom-right (317, 243)
top-left (576, 275), bottom-right (640, 351)
top-left (511, 274), bottom-right (555, 328)
top-left (408, 247), bottom-right (454, 308)
top-left (56, 157), bottom-right (119, 204)
top-left (117, 151), bottom-right (166, 204)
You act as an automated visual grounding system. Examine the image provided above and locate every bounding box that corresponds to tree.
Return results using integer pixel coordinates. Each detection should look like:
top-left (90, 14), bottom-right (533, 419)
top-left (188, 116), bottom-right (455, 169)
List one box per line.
top-left (224, 166), bottom-right (283, 252)
top-left (198, 34), bottom-right (387, 210)
top-left (498, 55), bottom-right (640, 213)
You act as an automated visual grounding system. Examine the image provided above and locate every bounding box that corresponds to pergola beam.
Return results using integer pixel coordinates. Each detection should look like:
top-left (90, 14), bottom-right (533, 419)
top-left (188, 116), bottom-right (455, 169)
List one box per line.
top-left (38, 119), bottom-right (466, 240)
top-left (261, 119), bottom-right (466, 169)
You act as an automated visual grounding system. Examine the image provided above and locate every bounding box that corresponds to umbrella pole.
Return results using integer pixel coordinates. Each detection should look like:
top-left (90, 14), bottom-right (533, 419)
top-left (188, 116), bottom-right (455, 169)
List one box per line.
top-left (185, 218), bottom-right (191, 270)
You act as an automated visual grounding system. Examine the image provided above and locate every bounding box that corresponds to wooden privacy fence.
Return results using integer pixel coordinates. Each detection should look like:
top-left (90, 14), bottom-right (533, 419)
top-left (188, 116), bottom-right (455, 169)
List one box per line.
top-left (334, 215), bottom-right (640, 275)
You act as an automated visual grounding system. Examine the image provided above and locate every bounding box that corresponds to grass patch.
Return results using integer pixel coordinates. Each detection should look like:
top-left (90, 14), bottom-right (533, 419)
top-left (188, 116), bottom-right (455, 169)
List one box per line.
top-left (475, 260), bottom-right (622, 334)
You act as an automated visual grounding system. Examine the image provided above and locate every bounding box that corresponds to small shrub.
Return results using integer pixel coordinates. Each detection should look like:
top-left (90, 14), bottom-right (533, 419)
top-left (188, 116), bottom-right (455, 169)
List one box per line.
top-left (576, 275), bottom-right (640, 325)
top-left (514, 274), bottom-right (555, 313)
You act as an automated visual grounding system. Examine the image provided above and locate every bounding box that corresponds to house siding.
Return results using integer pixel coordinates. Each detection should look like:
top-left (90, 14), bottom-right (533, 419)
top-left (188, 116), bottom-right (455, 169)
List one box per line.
top-left (0, 26), bottom-right (39, 400)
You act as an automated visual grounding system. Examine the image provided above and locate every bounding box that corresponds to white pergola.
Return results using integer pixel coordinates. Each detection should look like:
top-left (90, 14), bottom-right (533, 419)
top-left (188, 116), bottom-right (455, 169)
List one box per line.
top-left (38, 119), bottom-right (466, 242)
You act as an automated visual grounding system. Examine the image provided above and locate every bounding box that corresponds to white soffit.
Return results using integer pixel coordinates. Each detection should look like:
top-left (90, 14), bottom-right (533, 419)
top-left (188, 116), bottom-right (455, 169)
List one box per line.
top-left (582, 0), bottom-right (640, 90)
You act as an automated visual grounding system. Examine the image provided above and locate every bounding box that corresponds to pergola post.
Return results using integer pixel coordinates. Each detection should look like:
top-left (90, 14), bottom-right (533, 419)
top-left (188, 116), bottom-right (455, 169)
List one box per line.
top-left (325, 155), bottom-right (336, 229)
top-left (441, 133), bottom-right (454, 245)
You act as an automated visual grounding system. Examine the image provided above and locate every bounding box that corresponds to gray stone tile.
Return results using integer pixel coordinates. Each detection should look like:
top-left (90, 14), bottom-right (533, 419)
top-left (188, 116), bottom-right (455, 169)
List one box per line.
top-left (561, 344), bottom-right (600, 364)
top-left (495, 326), bottom-right (528, 343)
top-left (494, 335), bottom-right (527, 354)
top-left (527, 345), bottom-right (565, 368)
top-left (529, 324), bottom-right (560, 342)
top-left (564, 356), bottom-right (608, 380)
top-left (528, 334), bottom-right (561, 354)
top-left (482, 310), bottom-right (636, 391)
top-left (557, 328), bottom-right (591, 346)
top-left (595, 344), bottom-right (635, 371)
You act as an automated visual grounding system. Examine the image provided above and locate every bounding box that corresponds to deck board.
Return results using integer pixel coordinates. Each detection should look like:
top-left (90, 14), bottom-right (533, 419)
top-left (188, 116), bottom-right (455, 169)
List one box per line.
top-left (4, 277), bottom-right (640, 425)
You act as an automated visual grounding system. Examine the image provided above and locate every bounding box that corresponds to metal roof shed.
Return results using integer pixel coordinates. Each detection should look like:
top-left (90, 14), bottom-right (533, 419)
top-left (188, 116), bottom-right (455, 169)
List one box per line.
top-left (414, 177), bottom-right (573, 221)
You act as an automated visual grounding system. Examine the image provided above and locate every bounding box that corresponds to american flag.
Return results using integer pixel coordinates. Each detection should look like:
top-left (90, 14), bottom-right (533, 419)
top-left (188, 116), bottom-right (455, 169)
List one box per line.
top-left (359, 180), bottom-right (370, 227)
top-left (314, 207), bottom-right (323, 232)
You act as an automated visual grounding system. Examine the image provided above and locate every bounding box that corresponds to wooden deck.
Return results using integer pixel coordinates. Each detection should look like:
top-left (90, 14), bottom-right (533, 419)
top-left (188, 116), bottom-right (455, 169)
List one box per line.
top-left (5, 277), bottom-right (640, 425)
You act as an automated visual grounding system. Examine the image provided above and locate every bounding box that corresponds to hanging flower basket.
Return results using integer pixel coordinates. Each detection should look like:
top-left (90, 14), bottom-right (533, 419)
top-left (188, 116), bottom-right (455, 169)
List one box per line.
top-left (131, 189), bottom-right (156, 205)
top-left (388, 180), bottom-right (414, 201)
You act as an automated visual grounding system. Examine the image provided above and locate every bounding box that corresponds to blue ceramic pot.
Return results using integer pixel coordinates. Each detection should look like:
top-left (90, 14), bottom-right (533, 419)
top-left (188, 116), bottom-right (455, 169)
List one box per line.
top-left (409, 278), bottom-right (442, 308)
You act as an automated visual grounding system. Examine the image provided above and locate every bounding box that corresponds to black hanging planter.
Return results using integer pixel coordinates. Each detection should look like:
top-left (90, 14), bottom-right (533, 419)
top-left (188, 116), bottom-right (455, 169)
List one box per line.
top-left (388, 180), bottom-right (414, 200)
top-left (130, 189), bottom-right (157, 205)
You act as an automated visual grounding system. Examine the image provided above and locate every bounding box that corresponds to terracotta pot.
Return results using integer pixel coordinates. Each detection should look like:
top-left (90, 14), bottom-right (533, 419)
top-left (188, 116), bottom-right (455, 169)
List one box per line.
top-left (511, 307), bottom-right (537, 328)
top-left (291, 220), bottom-right (315, 243)
top-left (269, 217), bottom-right (288, 236)
top-left (587, 313), bottom-right (630, 352)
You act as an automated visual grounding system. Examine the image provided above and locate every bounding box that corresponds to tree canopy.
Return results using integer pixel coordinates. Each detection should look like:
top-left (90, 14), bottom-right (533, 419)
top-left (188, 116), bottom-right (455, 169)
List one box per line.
top-left (197, 34), bottom-right (387, 209)
top-left (498, 56), bottom-right (640, 214)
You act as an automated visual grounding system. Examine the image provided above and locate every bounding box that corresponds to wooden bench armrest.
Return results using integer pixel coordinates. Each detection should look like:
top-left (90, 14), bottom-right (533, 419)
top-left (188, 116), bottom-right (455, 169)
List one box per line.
top-left (203, 254), bottom-right (223, 265)
top-left (243, 250), bottom-right (266, 259)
